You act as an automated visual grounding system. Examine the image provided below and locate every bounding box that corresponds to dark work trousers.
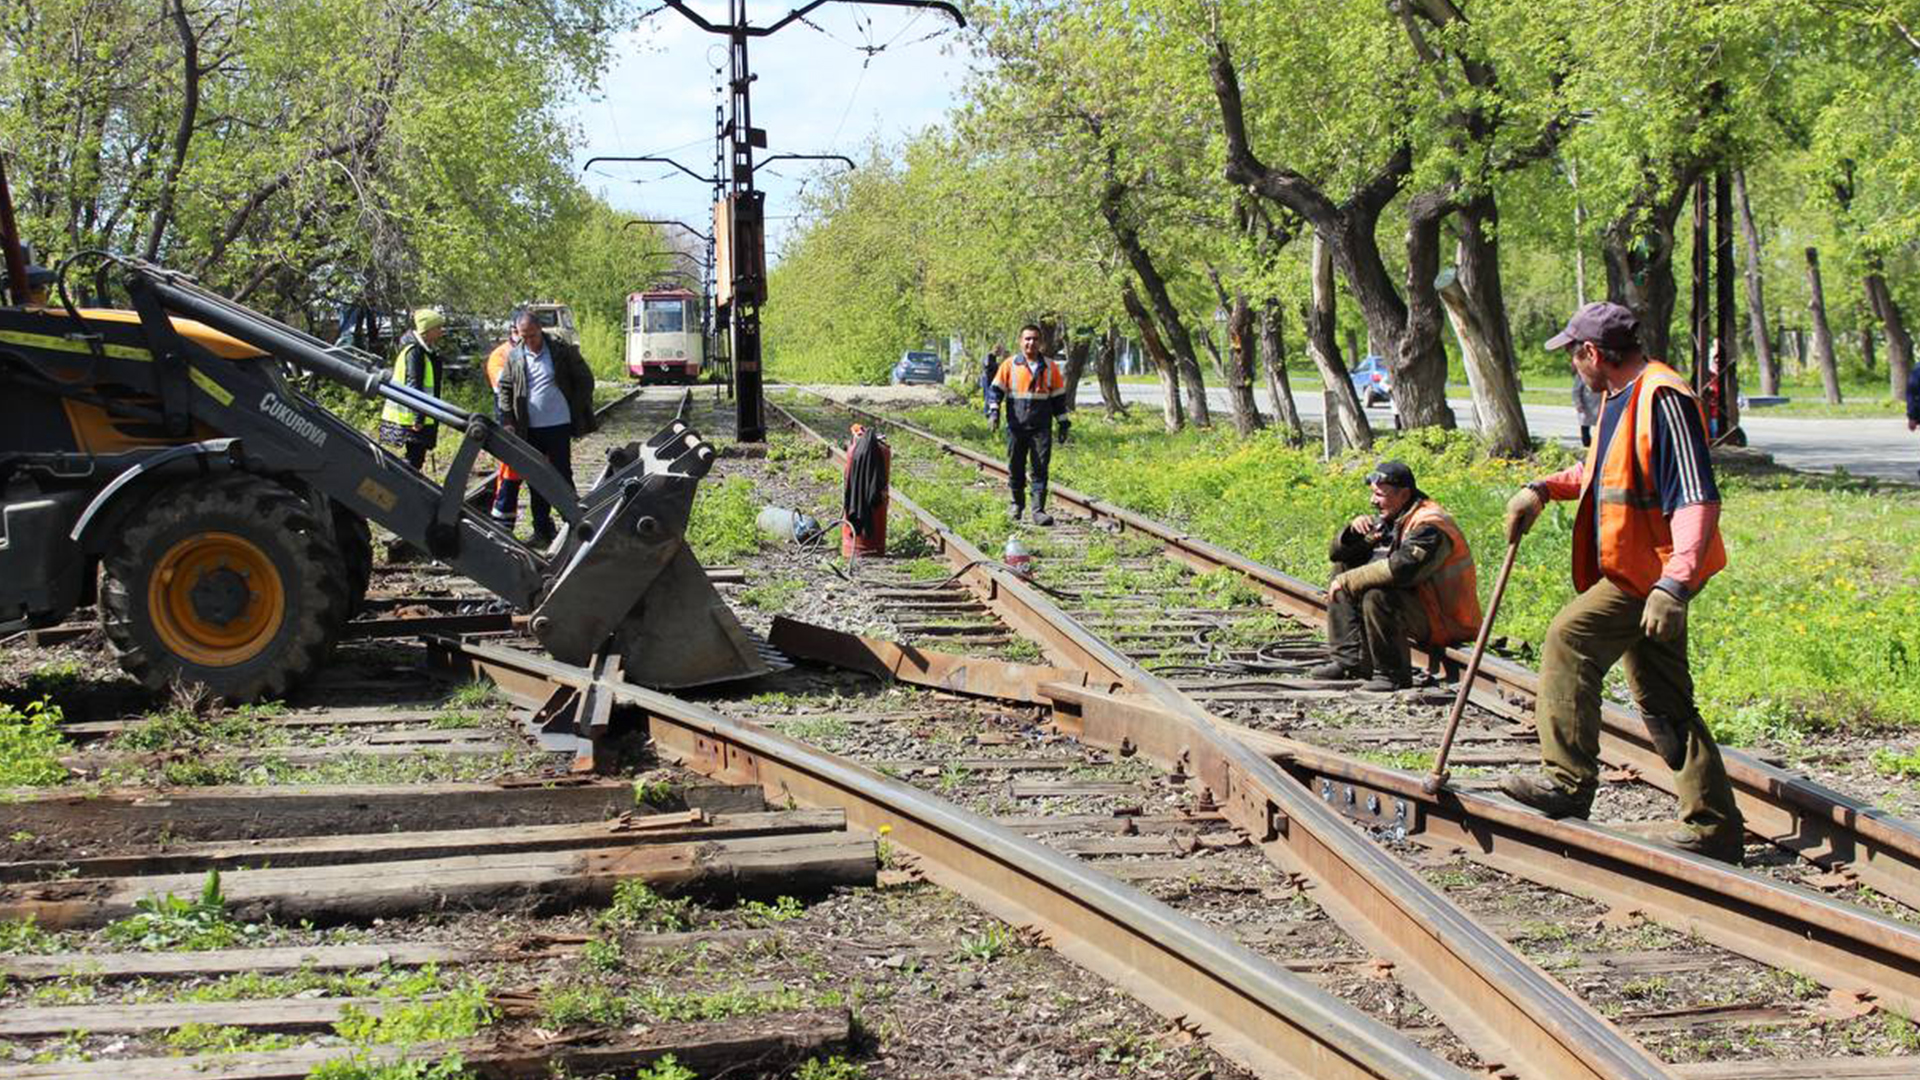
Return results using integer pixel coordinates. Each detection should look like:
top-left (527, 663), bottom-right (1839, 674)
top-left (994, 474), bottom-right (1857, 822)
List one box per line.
top-left (492, 424), bottom-right (574, 537)
top-left (1006, 425), bottom-right (1053, 510)
top-left (1325, 558), bottom-right (1430, 679)
top-left (1534, 577), bottom-right (1743, 840)
top-left (402, 439), bottom-right (429, 470)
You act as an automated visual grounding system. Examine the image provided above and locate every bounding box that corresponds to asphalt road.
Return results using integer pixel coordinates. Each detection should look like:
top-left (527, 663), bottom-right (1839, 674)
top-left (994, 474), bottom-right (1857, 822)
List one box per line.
top-left (1077, 383), bottom-right (1919, 483)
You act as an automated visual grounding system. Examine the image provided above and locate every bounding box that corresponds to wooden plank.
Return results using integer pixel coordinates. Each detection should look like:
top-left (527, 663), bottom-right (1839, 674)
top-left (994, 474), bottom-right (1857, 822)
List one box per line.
top-left (0, 994), bottom-right (417, 1037)
top-left (1, 929), bottom-right (768, 980)
top-left (989, 811), bottom-right (1222, 835)
top-left (1008, 779), bottom-right (1143, 798)
top-left (61, 742), bottom-right (518, 772)
top-left (0, 782), bottom-right (639, 846)
top-left (0, 809), bottom-right (845, 883)
top-left (0, 832), bottom-right (876, 929)
top-left (868, 758), bottom-right (1072, 775)
top-left (59, 711), bottom-right (450, 739)
top-left (8, 1007), bottom-right (850, 1080)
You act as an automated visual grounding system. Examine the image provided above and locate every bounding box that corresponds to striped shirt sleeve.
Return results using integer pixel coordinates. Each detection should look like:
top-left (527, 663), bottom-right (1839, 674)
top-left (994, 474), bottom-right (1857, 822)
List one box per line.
top-left (1650, 388), bottom-right (1719, 512)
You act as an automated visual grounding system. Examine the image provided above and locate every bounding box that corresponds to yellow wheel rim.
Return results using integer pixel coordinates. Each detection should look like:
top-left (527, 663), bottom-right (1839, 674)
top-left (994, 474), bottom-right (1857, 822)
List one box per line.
top-left (146, 532), bottom-right (285, 667)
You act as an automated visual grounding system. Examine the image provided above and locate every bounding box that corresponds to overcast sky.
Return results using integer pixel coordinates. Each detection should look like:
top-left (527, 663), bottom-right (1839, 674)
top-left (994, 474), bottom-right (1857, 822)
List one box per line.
top-left (568, 2), bottom-right (976, 259)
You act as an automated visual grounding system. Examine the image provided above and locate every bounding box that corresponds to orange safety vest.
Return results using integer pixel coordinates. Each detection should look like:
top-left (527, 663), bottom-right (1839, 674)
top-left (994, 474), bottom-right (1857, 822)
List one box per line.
top-left (1570, 361), bottom-right (1728, 597)
top-left (991, 356), bottom-right (1067, 428)
top-left (485, 341), bottom-right (519, 481)
top-left (1399, 498), bottom-right (1482, 646)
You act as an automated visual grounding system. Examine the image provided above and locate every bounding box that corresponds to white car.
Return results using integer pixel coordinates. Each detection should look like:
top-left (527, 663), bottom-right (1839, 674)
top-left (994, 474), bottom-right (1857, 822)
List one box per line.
top-left (523, 302), bottom-right (577, 346)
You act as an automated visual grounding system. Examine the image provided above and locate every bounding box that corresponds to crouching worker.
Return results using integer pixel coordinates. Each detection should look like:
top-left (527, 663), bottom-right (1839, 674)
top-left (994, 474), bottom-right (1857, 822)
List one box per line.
top-left (1311, 461), bottom-right (1482, 692)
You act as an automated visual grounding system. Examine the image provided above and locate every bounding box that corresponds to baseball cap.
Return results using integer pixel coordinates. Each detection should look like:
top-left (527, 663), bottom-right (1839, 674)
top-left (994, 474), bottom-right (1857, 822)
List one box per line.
top-left (1545, 301), bottom-right (1640, 352)
top-left (1366, 460), bottom-right (1416, 489)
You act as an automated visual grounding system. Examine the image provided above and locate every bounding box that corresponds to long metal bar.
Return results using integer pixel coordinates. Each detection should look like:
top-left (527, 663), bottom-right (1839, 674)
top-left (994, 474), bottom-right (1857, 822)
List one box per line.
top-left (775, 402), bottom-right (1669, 1080)
top-left (427, 637), bottom-right (1473, 1080)
top-left (791, 392), bottom-right (1920, 914)
top-left (769, 619), bottom-right (1920, 1018)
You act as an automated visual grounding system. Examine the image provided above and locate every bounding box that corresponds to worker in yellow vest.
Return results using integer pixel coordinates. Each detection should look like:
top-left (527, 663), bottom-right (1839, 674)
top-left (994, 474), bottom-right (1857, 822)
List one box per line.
top-left (1312, 461), bottom-right (1482, 692)
top-left (378, 308), bottom-right (447, 470)
top-left (1502, 301), bottom-right (1743, 864)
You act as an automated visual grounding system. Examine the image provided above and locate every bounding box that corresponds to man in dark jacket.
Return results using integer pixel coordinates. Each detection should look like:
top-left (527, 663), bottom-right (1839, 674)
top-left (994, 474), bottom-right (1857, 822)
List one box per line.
top-left (985, 325), bottom-right (1071, 525)
top-left (1907, 361), bottom-right (1920, 478)
top-left (492, 309), bottom-right (599, 543)
top-left (1311, 461), bottom-right (1482, 691)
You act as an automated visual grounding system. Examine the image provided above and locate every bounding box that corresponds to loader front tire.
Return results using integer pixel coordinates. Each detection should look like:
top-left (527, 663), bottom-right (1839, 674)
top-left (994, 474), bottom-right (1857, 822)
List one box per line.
top-left (102, 475), bottom-right (349, 702)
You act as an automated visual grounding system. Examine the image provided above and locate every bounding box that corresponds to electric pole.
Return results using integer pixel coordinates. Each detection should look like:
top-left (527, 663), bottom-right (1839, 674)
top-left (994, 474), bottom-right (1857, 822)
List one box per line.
top-left (661, 0), bottom-right (965, 442)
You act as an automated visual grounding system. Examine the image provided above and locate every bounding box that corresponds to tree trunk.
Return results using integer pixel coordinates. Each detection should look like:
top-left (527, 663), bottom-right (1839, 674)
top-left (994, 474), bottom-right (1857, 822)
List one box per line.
top-left (1061, 334), bottom-right (1090, 412)
top-left (1101, 181), bottom-right (1208, 427)
top-left (1601, 170), bottom-right (1698, 362)
top-left (144, 0), bottom-right (202, 262)
top-left (1805, 247), bottom-right (1842, 404)
top-left (1308, 234), bottom-right (1373, 451)
top-left (1568, 155), bottom-right (1589, 305)
top-left (1094, 324), bottom-right (1128, 418)
top-left (1396, 192), bottom-right (1460, 428)
top-left (1122, 283), bottom-right (1183, 432)
top-left (1260, 299), bottom-right (1306, 447)
top-left (1435, 267), bottom-right (1531, 457)
top-left (1205, 266), bottom-right (1263, 435)
top-left (1456, 192), bottom-right (1520, 379)
top-left (1207, 42), bottom-right (1450, 431)
top-left (1224, 292), bottom-right (1263, 435)
top-left (1866, 269), bottom-right (1915, 403)
top-left (1731, 170), bottom-right (1777, 396)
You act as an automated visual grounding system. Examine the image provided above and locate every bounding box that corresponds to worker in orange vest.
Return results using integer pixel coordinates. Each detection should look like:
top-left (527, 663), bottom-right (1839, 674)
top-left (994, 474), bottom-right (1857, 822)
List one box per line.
top-left (1502, 301), bottom-right (1744, 864)
top-left (985, 323), bottom-right (1071, 525)
top-left (1312, 461), bottom-right (1481, 692)
top-left (484, 318), bottom-right (522, 531)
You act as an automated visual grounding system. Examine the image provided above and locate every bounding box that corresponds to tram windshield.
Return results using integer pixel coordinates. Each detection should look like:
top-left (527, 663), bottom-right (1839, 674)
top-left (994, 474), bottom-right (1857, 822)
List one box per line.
top-left (644, 299), bottom-right (688, 334)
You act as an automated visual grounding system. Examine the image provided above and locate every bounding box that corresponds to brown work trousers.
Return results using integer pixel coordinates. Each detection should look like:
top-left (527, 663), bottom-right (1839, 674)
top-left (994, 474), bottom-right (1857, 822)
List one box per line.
top-left (1326, 559), bottom-right (1430, 679)
top-left (1535, 577), bottom-right (1742, 839)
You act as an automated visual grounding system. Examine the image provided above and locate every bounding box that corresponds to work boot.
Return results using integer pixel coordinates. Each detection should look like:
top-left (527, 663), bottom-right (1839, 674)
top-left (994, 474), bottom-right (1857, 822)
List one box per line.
top-left (1498, 771), bottom-right (1593, 819)
top-left (1008, 501), bottom-right (1024, 522)
top-left (1308, 660), bottom-right (1364, 681)
top-left (1664, 823), bottom-right (1744, 866)
top-left (1032, 509), bottom-right (1055, 527)
top-left (1360, 670), bottom-right (1412, 692)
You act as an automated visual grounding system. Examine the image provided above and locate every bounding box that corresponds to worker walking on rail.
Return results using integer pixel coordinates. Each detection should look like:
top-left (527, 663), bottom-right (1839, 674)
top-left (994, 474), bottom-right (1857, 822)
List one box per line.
top-left (985, 324), bottom-right (1071, 525)
top-left (1502, 301), bottom-right (1745, 864)
top-left (1311, 461), bottom-right (1482, 692)
top-left (378, 308), bottom-right (448, 470)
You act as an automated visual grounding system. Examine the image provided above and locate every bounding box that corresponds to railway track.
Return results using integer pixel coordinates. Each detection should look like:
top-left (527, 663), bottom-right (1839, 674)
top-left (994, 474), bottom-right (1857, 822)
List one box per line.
top-left (742, 390), bottom-right (1920, 1077)
top-left (9, 386), bottom-right (1920, 1077)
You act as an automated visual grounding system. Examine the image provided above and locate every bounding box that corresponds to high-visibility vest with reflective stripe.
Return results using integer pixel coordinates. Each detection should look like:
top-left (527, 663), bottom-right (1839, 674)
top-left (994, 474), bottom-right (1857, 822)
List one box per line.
top-left (380, 338), bottom-right (438, 428)
top-left (992, 356), bottom-right (1066, 428)
top-left (1570, 361), bottom-right (1727, 597)
top-left (1400, 498), bottom-right (1482, 646)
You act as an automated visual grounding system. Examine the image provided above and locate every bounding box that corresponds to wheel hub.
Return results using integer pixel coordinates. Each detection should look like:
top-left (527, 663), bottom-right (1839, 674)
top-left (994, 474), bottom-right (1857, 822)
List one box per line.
top-left (147, 531), bottom-right (286, 667)
top-left (188, 564), bottom-right (252, 626)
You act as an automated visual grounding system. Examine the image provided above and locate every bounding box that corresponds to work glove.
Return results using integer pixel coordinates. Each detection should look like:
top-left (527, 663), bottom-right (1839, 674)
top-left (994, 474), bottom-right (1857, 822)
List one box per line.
top-left (1056, 420), bottom-right (1071, 444)
top-left (1329, 558), bottom-right (1394, 599)
top-left (1641, 587), bottom-right (1688, 644)
top-left (1505, 486), bottom-right (1545, 544)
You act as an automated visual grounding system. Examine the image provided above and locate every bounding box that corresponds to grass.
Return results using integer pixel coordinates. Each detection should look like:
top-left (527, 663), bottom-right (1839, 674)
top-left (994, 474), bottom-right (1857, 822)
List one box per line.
top-left (686, 474), bottom-right (766, 565)
top-left (741, 575), bottom-right (806, 611)
top-left (102, 870), bottom-right (266, 951)
top-left (897, 400), bottom-right (1920, 745)
top-left (0, 700), bottom-right (68, 788)
top-left (598, 880), bottom-right (691, 933)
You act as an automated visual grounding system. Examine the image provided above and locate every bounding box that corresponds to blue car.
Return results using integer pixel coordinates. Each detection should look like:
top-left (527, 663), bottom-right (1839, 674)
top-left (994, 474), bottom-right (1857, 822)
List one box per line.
top-left (891, 350), bottom-right (945, 386)
top-left (1349, 355), bottom-right (1392, 406)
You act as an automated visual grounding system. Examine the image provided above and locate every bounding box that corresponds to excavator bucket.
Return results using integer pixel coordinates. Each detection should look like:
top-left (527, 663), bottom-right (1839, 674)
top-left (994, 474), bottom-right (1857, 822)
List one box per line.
top-left (529, 421), bottom-right (782, 688)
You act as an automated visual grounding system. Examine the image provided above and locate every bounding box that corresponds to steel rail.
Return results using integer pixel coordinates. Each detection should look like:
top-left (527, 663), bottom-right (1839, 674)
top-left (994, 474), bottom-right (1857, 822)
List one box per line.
top-left (785, 391), bottom-right (1920, 914)
top-left (425, 636), bottom-right (1474, 1080)
top-left (776, 402), bottom-right (1669, 1080)
top-left (768, 617), bottom-right (1920, 1020)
